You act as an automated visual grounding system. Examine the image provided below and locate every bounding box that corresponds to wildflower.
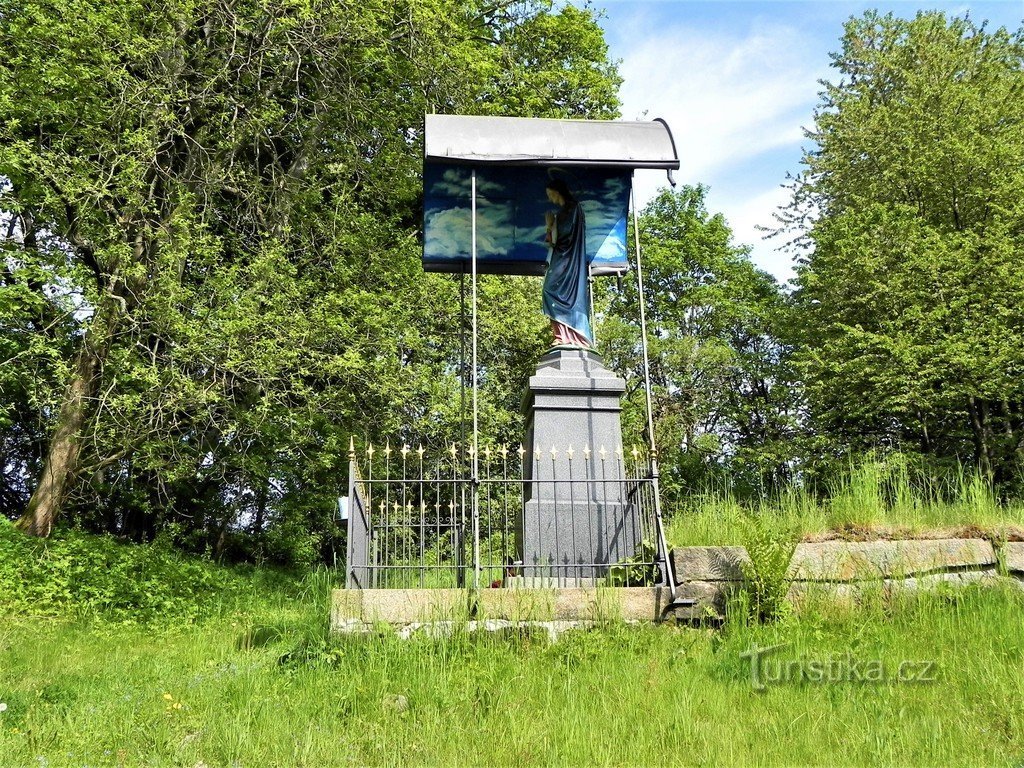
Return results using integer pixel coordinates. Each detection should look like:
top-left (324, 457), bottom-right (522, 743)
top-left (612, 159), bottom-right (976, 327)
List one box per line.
top-left (162, 693), bottom-right (173, 701)
top-left (0, 702), bottom-right (7, 713)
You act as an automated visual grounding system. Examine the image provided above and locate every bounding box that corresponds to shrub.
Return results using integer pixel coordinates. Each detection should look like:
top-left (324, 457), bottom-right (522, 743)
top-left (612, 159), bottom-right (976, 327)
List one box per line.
top-left (0, 519), bottom-right (293, 621)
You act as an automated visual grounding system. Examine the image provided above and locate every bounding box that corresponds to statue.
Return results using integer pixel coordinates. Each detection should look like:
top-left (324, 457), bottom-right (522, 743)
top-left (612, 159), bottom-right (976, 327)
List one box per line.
top-left (542, 179), bottom-right (593, 348)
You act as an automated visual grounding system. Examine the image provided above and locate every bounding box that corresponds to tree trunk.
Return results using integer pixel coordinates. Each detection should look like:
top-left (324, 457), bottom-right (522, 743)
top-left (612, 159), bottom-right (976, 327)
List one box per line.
top-left (15, 303), bottom-right (116, 536)
top-left (967, 396), bottom-right (992, 481)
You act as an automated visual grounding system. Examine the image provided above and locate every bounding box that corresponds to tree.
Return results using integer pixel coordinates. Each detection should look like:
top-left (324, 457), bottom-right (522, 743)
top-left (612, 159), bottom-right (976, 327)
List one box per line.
top-left (0, 0), bottom-right (621, 543)
top-left (784, 11), bottom-right (1024, 485)
top-left (598, 186), bottom-right (795, 504)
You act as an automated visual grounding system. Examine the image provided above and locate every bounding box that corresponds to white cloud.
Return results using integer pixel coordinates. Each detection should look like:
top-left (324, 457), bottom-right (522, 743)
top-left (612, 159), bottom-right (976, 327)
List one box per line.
top-left (430, 167), bottom-right (507, 199)
top-left (425, 204), bottom-right (515, 257)
top-left (610, 14), bottom-right (827, 282)
top-left (619, 21), bottom-right (821, 183)
top-left (714, 184), bottom-right (798, 283)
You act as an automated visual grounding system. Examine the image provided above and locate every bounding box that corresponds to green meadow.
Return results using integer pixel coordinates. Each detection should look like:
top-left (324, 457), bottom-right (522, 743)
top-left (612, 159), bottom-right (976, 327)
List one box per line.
top-left (2, 485), bottom-right (1024, 768)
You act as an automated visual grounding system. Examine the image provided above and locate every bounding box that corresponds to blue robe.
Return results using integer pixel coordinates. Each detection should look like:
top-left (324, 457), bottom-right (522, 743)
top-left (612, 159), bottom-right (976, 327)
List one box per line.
top-left (542, 201), bottom-right (592, 343)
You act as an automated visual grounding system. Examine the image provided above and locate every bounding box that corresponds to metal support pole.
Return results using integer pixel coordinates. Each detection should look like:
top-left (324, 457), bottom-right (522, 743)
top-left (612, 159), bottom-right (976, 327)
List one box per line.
top-left (457, 271), bottom-right (466, 588)
top-left (587, 268), bottom-right (597, 347)
top-left (345, 437), bottom-right (357, 589)
top-left (471, 168), bottom-right (481, 591)
top-left (631, 185), bottom-right (678, 599)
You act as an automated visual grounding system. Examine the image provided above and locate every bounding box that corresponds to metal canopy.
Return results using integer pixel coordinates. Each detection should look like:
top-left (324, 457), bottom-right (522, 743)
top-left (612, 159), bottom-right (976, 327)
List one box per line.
top-left (424, 114), bottom-right (679, 171)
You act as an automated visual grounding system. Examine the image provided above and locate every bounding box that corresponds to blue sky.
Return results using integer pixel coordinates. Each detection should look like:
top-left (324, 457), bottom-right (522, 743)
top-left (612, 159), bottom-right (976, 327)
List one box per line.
top-left (587, 0), bottom-right (1024, 283)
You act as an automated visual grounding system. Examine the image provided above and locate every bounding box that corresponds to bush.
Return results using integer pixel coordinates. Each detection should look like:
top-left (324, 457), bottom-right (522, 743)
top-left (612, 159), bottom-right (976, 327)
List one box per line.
top-left (737, 512), bottom-right (798, 623)
top-left (0, 519), bottom-right (293, 621)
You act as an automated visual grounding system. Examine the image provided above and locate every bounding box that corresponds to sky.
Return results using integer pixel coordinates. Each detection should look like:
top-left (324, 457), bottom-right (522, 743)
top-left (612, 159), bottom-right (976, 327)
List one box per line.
top-left (588, 0), bottom-right (1024, 284)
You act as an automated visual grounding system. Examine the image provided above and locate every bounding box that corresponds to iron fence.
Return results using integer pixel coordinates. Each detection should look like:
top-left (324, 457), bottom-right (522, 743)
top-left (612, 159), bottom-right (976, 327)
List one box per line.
top-left (344, 440), bottom-right (669, 590)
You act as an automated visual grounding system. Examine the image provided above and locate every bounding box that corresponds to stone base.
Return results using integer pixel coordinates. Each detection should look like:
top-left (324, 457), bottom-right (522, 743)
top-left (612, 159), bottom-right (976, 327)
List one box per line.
top-left (516, 500), bottom-right (640, 579)
top-left (330, 586), bottom-right (681, 630)
top-left (520, 347), bottom-right (634, 578)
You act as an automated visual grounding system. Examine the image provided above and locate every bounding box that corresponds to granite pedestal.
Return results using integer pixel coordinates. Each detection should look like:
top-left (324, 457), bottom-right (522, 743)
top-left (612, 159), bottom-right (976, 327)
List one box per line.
top-left (516, 348), bottom-right (641, 581)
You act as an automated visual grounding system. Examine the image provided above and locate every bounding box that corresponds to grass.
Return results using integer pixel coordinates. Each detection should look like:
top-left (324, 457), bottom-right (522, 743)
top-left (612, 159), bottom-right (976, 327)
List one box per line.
top-left (1, 579), bottom-right (1023, 766)
top-left (667, 456), bottom-right (1024, 548)
top-left (2, 456), bottom-right (1024, 767)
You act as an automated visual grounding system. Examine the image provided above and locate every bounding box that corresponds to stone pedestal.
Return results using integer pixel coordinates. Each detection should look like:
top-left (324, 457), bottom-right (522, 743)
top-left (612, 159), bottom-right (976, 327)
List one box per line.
top-left (516, 348), bottom-right (640, 580)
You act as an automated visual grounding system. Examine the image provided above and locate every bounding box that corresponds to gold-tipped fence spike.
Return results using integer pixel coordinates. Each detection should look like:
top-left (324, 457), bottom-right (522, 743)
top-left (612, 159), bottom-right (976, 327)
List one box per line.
top-left (616, 445), bottom-right (624, 458)
top-left (384, 441), bottom-right (392, 457)
top-left (499, 445), bottom-right (508, 458)
top-left (566, 444), bottom-right (575, 460)
top-left (449, 443), bottom-right (458, 457)
top-left (417, 444), bottom-right (425, 457)
top-left (535, 444), bottom-right (541, 459)
top-left (484, 444), bottom-right (492, 461)
top-left (599, 445), bottom-right (608, 460)
top-left (518, 444), bottom-right (526, 458)
top-left (584, 445), bottom-right (592, 460)
top-left (367, 443), bottom-right (375, 458)
top-left (631, 445), bottom-right (640, 460)
top-left (348, 435), bottom-right (356, 458)
top-left (550, 444), bottom-right (558, 459)
top-left (401, 444), bottom-right (409, 457)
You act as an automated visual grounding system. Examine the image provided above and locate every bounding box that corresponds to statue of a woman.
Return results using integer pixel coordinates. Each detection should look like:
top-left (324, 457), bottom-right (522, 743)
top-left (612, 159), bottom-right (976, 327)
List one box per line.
top-left (542, 179), bottom-right (592, 348)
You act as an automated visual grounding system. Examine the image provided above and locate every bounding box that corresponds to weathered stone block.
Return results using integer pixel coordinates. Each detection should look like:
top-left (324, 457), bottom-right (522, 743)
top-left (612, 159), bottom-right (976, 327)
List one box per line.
top-left (331, 588), bottom-right (469, 627)
top-left (668, 580), bottom-right (745, 620)
top-left (478, 586), bottom-right (674, 623)
top-left (1002, 542), bottom-right (1024, 574)
top-left (787, 538), bottom-right (995, 581)
top-left (476, 588), bottom-right (557, 622)
top-left (672, 546), bottom-right (751, 582)
top-left (786, 570), bottom-right (1000, 611)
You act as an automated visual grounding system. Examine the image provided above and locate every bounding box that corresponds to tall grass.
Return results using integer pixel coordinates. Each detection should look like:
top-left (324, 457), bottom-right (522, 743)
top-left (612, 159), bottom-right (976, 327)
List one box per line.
top-left (667, 454), bottom-right (1023, 547)
top-left (1, 580), bottom-right (1022, 766)
top-left (1, 504), bottom-right (1023, 766)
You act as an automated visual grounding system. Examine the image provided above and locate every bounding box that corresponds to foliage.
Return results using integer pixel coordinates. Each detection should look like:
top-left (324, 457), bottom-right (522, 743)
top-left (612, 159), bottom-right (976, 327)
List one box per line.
top-left (1, 567), bottom-right (1023, 764)
top-left (598, 185), bottom-right (797, 502)
top-left (0, 518), bottom-right (298, 621)
top-left (736, 512), bottom-right (797, 623)
top-left (606, 539), bottom-right (659, 586)
top-left (0, 0), bottom-right (621, 550)
top-left (783, 11), bottom-right (1024, 488)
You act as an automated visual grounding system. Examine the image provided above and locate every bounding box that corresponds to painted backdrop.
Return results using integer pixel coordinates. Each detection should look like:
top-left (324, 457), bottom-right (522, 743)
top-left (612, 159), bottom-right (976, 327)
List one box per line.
top-left (422, 165), bottom-right (631, 276)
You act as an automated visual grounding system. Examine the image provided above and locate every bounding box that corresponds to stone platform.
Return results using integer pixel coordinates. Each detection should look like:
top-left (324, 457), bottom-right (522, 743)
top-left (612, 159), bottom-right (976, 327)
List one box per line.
top-left (331, 585), bottom-right (680, 630)
top-left (332, 535), bottom-right (1024, 635)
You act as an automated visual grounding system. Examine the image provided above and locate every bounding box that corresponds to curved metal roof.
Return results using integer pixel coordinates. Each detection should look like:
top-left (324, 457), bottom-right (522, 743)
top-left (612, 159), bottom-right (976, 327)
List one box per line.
top-left (424, 114), bottom-right (679, 171)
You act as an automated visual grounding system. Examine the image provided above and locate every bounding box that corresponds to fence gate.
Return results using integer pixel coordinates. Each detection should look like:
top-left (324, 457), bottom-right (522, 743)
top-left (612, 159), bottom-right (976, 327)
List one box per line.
top-left (344, 440), bottom-right (669, 591)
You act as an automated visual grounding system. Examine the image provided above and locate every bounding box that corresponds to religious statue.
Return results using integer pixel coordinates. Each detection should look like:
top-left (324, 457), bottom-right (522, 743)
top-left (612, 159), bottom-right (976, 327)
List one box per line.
top-left (542, 179), bottom-right (592, 348)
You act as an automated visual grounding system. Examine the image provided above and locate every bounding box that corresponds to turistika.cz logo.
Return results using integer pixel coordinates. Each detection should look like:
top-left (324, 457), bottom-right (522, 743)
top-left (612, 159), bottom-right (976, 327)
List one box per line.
top-left (739, 642), bottom-right (939, 692)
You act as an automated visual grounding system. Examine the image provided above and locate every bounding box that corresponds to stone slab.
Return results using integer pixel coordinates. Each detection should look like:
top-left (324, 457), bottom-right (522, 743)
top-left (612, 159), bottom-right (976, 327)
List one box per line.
top-left (672, 546), bottom-right (751, 582)
top-left (331, 588), bottom-right (470, 626)
top-left (1003, 542), bottom-right (1024, 574)
top-left (787, 570), bottom-right (1000, 609)
top-left (664, 580), bottom-right (746, 621)
top-left (476, 586), bottom-right (675, 622)
top-left (787, 538), bottom-right (995, 581)
top-left (332, 587), bottom-right (681, 630)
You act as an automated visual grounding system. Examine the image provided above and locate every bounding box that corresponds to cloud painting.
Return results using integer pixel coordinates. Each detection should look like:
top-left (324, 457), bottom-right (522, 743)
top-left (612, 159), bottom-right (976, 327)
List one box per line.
top-left (423, 164), bottom-right (632, 275)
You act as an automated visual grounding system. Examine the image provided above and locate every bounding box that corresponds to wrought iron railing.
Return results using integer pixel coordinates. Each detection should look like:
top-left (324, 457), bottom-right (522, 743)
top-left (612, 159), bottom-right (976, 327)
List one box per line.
top-left (344, 440), bottom-right (669, 590)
